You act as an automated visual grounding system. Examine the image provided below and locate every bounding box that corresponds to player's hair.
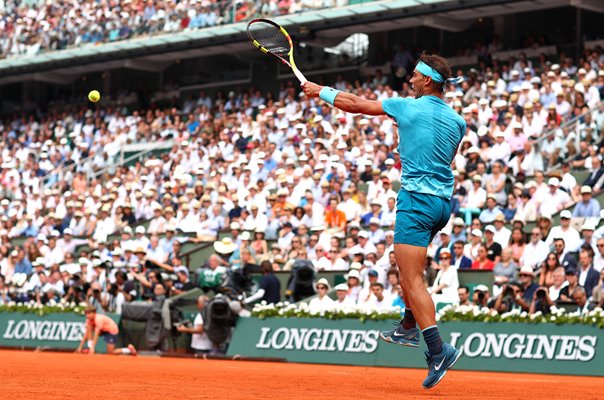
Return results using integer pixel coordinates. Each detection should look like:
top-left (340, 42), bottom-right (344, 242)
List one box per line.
top-left (85, 305), bottom-right (97, 314)
top-left (419, 53), bottom-right (452, 92)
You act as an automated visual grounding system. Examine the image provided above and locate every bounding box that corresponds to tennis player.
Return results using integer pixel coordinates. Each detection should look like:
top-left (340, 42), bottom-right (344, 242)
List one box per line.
top-left (302, 53), bottom-right (465, 389)
top-left (76, 305), bottom-right (137, 356)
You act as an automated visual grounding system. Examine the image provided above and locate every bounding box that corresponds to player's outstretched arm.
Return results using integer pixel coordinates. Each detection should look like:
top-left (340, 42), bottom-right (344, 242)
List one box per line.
top-left (302, 81), bottom-right (384, 116)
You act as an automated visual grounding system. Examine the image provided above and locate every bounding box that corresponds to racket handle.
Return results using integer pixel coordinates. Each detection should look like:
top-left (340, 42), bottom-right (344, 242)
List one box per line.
top-left (293, 68), bottom-right (307, 84)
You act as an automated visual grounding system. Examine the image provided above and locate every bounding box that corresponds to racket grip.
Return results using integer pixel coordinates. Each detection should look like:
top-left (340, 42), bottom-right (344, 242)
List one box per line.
top-left (293, 68), bottom-right (307, 84)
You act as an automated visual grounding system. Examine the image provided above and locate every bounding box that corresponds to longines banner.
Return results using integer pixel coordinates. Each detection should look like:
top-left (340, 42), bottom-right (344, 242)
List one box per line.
top-left (227, 318), bottom-right (604, 376)
top-left (0, 312), bottom-right (119, 353)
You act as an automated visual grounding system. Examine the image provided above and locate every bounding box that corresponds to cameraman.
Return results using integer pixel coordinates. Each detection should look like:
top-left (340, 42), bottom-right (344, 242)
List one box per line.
top-left (529, 286), bottom-right (553, 315)
top-left (176, 295), bottom-right (213, 355)
top-left (472, 284), bottom-right (492, 308)
top-left (493, 282), bottom-right (527, 313)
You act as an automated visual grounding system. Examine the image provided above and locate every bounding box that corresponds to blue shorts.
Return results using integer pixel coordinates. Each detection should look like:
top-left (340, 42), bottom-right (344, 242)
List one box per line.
top-left (394, 188), bottom-right (451, 247)
top-left (101, 332), bottom-right (118, 345)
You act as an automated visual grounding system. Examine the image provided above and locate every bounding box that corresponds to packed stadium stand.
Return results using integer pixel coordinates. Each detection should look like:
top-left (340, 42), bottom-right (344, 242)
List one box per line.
top-left (0, 0), bottom-right (603, 324)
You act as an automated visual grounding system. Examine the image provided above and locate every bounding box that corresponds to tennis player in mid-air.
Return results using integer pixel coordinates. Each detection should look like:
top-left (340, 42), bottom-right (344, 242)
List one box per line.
top-left (302, 53), bottom-right (465, 389)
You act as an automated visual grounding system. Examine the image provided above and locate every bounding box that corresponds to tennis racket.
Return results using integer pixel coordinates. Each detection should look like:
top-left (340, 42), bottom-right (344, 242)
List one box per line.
top-left (246, 18), bottom-right (307, 84)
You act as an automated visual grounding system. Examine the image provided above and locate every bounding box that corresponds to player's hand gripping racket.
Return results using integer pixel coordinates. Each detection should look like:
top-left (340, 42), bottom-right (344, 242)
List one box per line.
top-left (247, 19), bottom-right (307, 84)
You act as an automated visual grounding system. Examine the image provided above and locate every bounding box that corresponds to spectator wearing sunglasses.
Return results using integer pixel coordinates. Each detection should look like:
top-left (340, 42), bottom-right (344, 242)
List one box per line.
top-left (308, 278), bottom-right (334, 313)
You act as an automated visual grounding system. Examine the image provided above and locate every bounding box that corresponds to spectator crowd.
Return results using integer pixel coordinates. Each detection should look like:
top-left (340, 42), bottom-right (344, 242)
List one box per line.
top-left (0, 0), bottom-right (350, 58)
top-left (0, 42), bottom-right (604, 319)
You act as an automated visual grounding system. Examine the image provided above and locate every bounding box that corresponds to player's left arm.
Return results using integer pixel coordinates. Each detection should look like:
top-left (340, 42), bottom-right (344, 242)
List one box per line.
top-left (302, 82), bottom-right (384, 116)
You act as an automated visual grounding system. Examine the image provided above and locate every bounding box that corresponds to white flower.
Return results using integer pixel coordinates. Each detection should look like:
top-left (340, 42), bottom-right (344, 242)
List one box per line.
top-left (550, 316), bottom-right (556, 321)
top-left (520, 311), bottom-right (528, 318)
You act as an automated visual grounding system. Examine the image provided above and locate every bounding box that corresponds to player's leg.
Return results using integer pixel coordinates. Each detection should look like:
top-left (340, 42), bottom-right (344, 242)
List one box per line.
top-left (379, 189), bottom-right (423, 347)
top-left (104, 333), bottom-right (137, 355)
top-left (400, 193), bottom-right (461, 389)
top-left (382, 189), bottom-right (461, 389)
top-left (112, 344), bottom-right (137, 355)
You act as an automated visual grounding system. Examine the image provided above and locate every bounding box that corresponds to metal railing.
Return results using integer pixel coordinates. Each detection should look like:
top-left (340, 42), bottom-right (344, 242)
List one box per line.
top-left (92, 140), bottom-right (175, 180)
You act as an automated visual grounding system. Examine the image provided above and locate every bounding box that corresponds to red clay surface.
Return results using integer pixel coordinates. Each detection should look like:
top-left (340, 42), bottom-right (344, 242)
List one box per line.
top-left (1, 349), bottom-right (602, 400)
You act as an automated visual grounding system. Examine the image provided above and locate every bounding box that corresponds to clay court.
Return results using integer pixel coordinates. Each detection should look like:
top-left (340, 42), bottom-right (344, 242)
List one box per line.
top-left (1, 350), bottom-right (602, 400)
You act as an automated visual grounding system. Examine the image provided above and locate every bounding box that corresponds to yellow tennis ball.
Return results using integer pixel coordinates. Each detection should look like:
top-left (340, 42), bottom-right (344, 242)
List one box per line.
top-left (88, 90), bottom-right (100, 103)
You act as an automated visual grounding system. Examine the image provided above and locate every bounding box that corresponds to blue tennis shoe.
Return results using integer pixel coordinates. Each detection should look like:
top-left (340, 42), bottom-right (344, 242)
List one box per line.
top-left (379, 322), bottom-right (420, 348)
top-left (422, 343), bottom-right (462, 389)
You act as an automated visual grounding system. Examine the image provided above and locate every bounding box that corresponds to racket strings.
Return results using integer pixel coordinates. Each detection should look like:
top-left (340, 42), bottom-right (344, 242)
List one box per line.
top-left (248, 22), bottom-right (291, 58)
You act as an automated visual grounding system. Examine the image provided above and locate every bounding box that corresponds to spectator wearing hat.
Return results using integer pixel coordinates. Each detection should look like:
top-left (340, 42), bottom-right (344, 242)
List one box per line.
top-left (484, 225), bottom-right (502, 262)
top-left (357, 230), bottom-right (377, 255)
top-left (492, 213), bottom-right (511, 247)
top-left (540, 177), bottom-right (572, 217)
top-left (576, 247), bottom-right (600, 299)
top-left (429, 248), bottom-right (459, 305)
top-left (361, 199), bottom-right (383, 226)
top-left (473, 284), bottom-right (492, 308)
top-left (367, 218), bottom-right (385, 245)
top-left (459, 174), bottom-right (486, 226)
top-left (57, 228), bottom-right (87, 255)
top-left (308, 278), bottom-right (334, 313)
top-left (573, 186), bottom-right (600, 218)
top-left (333, 283), bottom-right (355, 310)
top-left (478, 194), bottom-right (502, 224)
top-left (545, 210), bottom-right (580, 250)
top-left (450, 218), bottom-right (467, 243)
top-left (172, 266), bottom-right (195, 295)
top-left (346, 268), bottom-right (363, 303)
top-left (575, 221), bottom-right (598, 253)
top-left (463, 229), bottom-right (483, 260)
top-left (433, 230), bottom-right (452, 263)
top-left (517, 265), bottom-right (539, 305)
